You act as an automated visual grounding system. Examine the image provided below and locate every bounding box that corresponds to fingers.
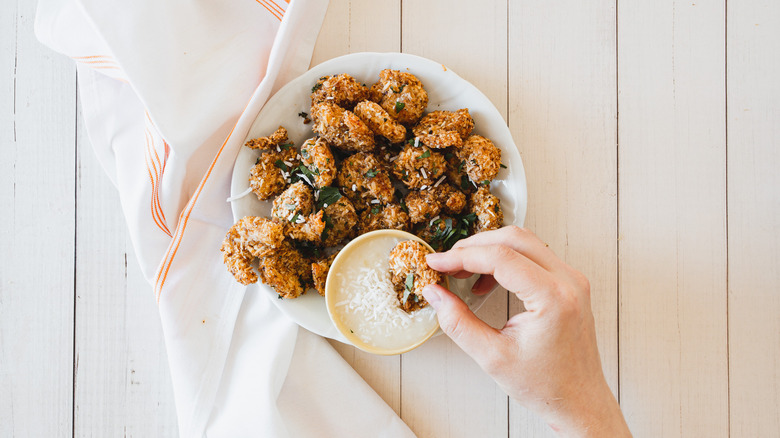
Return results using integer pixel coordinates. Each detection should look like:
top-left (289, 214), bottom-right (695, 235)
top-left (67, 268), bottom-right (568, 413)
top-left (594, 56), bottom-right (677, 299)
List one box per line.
top-left (471, 274), bottom-right (497, 295)
top-left (426, 245), bottom-right (556, 309)
top-left (452, 226), bottom-right (561, 272)
top-left (422, 284), bottom-right (510, 369)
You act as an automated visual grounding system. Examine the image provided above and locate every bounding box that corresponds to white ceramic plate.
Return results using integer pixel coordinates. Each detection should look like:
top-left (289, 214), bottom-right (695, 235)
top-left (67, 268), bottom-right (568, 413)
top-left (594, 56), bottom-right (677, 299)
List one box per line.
top-left (230, 52), bottom-right (527, 341)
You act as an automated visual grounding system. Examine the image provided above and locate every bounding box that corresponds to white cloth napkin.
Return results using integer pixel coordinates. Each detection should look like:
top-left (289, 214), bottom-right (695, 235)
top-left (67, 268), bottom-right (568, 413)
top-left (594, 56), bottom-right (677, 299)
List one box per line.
top-left (35, 1), bottom-right (415, 436)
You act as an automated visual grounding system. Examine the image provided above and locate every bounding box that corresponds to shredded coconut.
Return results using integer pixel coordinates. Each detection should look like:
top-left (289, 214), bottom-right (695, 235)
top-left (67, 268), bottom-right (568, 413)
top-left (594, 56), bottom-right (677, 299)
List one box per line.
top-left (226, 186), bottom-right (253, 203)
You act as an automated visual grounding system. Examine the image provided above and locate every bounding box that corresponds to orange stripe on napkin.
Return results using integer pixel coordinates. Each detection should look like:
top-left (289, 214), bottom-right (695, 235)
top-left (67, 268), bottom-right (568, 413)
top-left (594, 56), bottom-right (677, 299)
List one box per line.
top-left (154, 95), bottom-right (254, 301)
top-left (256, 0), bottom-right (283, 21)
top-left (144, 129), bottom-right (173, 237)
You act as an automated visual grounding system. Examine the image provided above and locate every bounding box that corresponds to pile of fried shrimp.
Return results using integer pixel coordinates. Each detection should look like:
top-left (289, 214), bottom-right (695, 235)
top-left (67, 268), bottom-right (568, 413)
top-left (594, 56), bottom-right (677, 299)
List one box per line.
top-left (221, 69), bottom-right (505, 310)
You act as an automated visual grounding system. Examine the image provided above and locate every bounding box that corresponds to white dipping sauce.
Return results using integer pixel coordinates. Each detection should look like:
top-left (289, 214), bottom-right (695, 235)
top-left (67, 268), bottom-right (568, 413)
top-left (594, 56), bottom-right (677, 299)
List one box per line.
top-left (329, 234), bottom-right (438, 351)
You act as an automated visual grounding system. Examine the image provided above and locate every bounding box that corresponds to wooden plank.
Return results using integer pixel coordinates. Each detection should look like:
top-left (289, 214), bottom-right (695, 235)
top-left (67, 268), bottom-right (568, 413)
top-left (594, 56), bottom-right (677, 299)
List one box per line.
top-left (311, 0), bottom-right (401, 67)
top-left (727, 1), bottom-right (780, 435)
top-left (400, 1), bottom-right (509, 437)
top-left (314, 0), bottom-right (405, 415)
top-left (617, 0), bottom-right (728, 436)
top-left (507, 1), bottom-right (618, 436)
top-left (0, 2), bottom-right (76, 436)
top-left (73, 104), bottom-right (178, 436)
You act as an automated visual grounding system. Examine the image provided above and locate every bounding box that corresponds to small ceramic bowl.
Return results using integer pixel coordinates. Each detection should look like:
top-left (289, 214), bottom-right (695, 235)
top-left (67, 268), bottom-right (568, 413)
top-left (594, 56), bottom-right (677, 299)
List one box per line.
top-left (325, 230), bottom-right (446, 355)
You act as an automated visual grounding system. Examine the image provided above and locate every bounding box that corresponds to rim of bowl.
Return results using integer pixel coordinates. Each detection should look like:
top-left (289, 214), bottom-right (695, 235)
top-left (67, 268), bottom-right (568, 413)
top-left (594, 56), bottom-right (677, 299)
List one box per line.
top-left (324, 230), bottom-right (445, 355)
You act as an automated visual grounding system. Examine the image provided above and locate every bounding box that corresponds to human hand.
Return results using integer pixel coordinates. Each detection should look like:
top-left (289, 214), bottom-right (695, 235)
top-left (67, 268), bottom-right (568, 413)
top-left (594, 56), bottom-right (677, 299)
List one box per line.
top-left (422, 226), bottom-right (630, 437)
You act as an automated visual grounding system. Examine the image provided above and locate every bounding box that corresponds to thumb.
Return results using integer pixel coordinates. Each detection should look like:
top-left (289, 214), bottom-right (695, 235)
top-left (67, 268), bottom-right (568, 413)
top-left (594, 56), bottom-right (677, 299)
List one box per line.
top-left (422, 284), bottom-right (505, 367)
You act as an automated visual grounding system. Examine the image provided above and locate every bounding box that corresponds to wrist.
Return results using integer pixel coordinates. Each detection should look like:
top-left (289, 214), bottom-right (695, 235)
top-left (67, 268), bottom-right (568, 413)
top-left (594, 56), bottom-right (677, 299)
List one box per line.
top-left (546, 381), bottom-right (631, 438)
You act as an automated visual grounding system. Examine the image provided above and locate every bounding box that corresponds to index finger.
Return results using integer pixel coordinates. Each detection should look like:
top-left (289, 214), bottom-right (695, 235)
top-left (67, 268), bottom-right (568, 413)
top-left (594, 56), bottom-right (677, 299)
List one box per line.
top-left (425, 245), bottom-right (556, 310)
top-left (452, 226), bottom-right (561, 272)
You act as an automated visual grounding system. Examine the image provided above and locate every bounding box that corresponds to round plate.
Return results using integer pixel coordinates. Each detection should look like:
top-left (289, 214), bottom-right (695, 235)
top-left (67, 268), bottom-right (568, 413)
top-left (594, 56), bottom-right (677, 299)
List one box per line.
top-left (230, 52), bottom-right (527, 341)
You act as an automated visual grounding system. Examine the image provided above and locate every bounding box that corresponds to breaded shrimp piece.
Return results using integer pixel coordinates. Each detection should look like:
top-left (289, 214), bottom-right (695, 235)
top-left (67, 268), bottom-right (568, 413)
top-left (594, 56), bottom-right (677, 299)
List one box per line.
top-left (286, 210), bottom-right (326, 243)
top-left (412, 109), bottom-right (474, 149)
top-left (443, 148), bottom-right (476, 193)
top-left (220, 217), bottom-right (285, 285)
top-left (388, 240), bottom-right (442, 312)
top-left (257, 241), bottom-right (312, 299)
top-left (457, 134), bottom-right (502, 185)
top-left (249, 154), bottom-right (288, 201)
top-left (245, 126), bottom-right (290, 151)
top-left (336, 152), bottom-right (394, 208)
top-left (271, 181), bottom-right (314, 222)
top-left (369, 69), bottom-right (428, 126)
top-left (470, 186), bottom-right (503, 233)
top-left (353, 100), bottom-right (407, 143)
top-left (391, 144), bottom-right (447, 190)
top-left (322, 196), bottom-right (358, 246)
top-left (358, 204), bottom-right (411, 235)
top-left (311, 74), bottom-right (369, 110)
top-left (310, 102), bottom-right (375, 152)
top-left (311, 253), bottom-right (337, 296)
top-left (404, 183), bottom-right (467, 224)
top-left (300, 137), bottom-right (337, 188)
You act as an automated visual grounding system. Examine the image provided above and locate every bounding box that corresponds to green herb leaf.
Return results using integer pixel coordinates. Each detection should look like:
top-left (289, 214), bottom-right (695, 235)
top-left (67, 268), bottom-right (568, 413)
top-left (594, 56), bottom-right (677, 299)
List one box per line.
top-left (274, 159), bottom-right (289, 172)
top-left (280, 142), bottom-right (294, 151)
top-left (405, 273), bottom-right (414, 293)
top-left (460, 175), bottom-right (470, 191)
top-left (298, 111), bottom-right (308, 118)
top-left (458, 160), bottom-right (466, 172)
top-left (395, 101), bottom-right (405, 112)
top-left (499, 163), bottom-right (507, 169)
top-left (371, 206), bottom-right (380, 215)
top-left (311, 82), bottom-right (322, 92)
top-left (391, 84), bottom-right (406, 93)
top-left (417, 149), bottom-right (431, 160)
top-left (364, 169), bottom-right (379, 178)
top-left (290, 212), bottom-right (300, 223)
top-left (482, 180), bottom-right (491, 185)
top-left (316, 186), bottom-right (342, 209)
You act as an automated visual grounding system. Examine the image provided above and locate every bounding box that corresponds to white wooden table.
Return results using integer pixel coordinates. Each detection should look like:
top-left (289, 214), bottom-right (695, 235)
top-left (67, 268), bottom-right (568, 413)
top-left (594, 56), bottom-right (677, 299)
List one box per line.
top-left (2, 0), bottom-right (779, 436)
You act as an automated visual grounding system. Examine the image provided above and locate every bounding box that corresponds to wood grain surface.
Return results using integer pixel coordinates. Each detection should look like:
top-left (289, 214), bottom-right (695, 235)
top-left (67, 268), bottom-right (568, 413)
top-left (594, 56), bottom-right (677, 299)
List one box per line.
top-left (2, 0), bottom-right (779, 437)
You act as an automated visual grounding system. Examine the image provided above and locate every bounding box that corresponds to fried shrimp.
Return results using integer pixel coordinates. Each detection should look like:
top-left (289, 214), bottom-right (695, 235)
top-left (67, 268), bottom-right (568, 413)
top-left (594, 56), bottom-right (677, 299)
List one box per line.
top-left (220, 217), bottom-right (286, 285)
top-left (392, 144), bottom-right (447, 190)
top-left (369, 69), bottom-right (428, 126)
top-left (358, 204), bottom-right (411, 234)
top-left (458, 134), bottom-right (502, 185)
top-left (286, 210), bottom-right (326, 243)
top-left (310, 74), bottom-right (369, 110)
top-left (257, 241), bottom-right (312, 299)
top-left (245, 126), bottom-right (290, 151)
top-left (404, 183), bottom-right (467, 224)
top-left (412, 109), bottom-right (474, 149)
top-left (388, 240), bottom-right (442, 312)
top-left (300, 137), bottom-right (337, 188)
top-left (353, 100), bottom-right (407, 143)
top-left (336, 152), bottom-right (395, 208)
top-left (249, 154), bottom-right (288, 200)
top-left (311, 254), bottom-right (337, 296)
top-left (310, 102), bottom-right (375, 152)
top-left (322, 196), bottom-right (358, 246)
top-left (272, 181), bottom-right (314, 222)
top-left (470, 186), bottom-right (503, 233)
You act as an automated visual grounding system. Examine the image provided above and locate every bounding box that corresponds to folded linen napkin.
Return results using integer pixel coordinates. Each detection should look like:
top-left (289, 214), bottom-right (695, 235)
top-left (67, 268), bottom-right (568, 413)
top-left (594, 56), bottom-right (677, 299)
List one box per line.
top-left (35, 1), bottom-right (415, 436)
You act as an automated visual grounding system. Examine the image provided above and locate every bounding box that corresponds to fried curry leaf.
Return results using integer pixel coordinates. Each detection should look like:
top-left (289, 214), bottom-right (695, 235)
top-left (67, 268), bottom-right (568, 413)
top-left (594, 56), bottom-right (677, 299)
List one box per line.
top-left (316, 186), bottom-right (342, 209)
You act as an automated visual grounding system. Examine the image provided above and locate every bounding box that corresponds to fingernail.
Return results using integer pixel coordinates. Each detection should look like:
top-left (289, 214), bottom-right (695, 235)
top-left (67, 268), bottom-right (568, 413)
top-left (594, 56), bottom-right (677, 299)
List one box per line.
top-left (422, 285), bottom-right (441, 307)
